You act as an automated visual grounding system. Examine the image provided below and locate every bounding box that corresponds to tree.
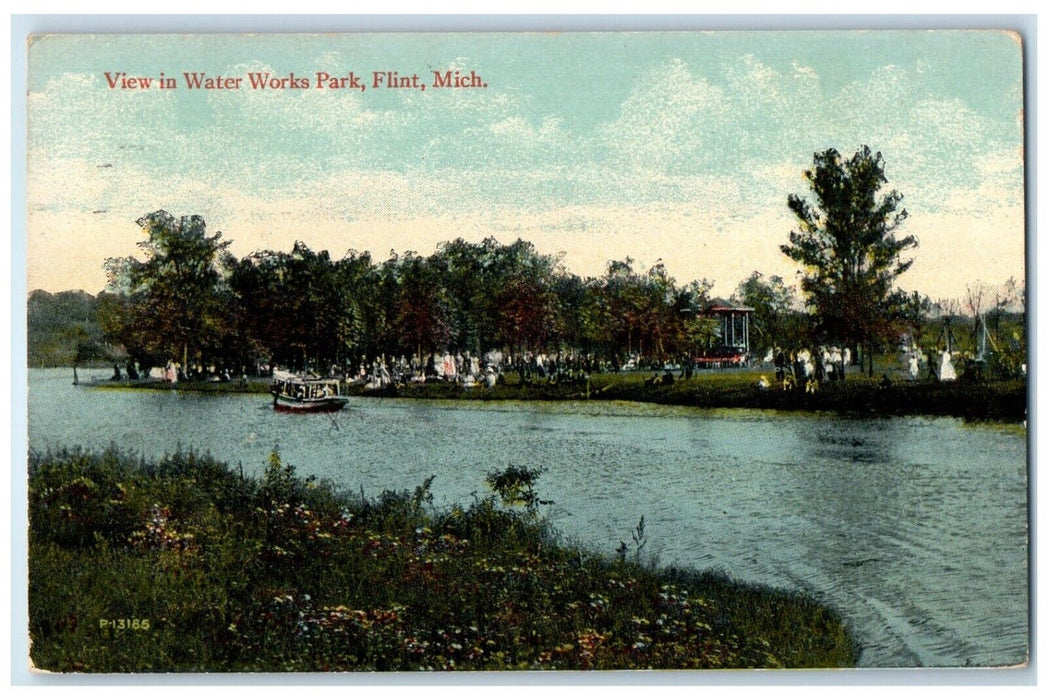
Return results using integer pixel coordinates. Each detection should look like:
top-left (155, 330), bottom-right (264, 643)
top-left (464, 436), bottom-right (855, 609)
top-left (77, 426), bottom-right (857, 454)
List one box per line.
top-left (675, 278), bottom-right (714, 357)
top-left (683, 315), bottom-right (720, 353)
top-left (638, 261), bottom-right (678, 360)
top-left (393, 252), bottom-right (457, 359)
top-left (733, 271), bottom-right (796, 354)
top-left (892, 289), bottom-right (933, 350)
top-left (27, 290), bottom-right (109, 368)
top-left (601, 258), bottom-right (648, 358)
top-left (781, 146), bottom-right (916, 376)
top-left (488, 240), bottom-right (560, 354)
top-left (103, 211), bottom-right (232, 372)
top-left (436, 238), bottom-right (491, 355)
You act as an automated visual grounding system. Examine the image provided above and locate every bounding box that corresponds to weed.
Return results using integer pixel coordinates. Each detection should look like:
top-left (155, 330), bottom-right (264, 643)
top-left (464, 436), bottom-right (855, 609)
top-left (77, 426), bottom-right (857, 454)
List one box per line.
top-left (28, 449), bottom-right (858, 672)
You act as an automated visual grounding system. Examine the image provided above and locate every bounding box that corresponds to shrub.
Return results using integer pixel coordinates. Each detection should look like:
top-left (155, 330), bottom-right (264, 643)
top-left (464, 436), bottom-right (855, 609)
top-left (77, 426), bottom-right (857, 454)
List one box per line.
top-left (28, 448), bottom-right (858, 672)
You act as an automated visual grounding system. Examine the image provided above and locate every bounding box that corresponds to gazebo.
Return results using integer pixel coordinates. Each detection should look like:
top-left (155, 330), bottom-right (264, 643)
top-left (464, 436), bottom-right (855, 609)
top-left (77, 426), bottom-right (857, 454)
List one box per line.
top-left (705, 298), bottom-right (754, 352)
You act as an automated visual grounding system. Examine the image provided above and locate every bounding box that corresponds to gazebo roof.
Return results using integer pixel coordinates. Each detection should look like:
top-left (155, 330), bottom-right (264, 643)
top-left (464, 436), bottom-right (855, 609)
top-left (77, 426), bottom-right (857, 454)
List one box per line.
top-left (706, 297), bottom-right (754, 313)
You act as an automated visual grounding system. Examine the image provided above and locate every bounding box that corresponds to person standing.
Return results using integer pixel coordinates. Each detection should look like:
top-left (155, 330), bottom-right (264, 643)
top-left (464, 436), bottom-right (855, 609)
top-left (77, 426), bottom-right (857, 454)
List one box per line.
top-left (939, 349), bottom-right (957, 382)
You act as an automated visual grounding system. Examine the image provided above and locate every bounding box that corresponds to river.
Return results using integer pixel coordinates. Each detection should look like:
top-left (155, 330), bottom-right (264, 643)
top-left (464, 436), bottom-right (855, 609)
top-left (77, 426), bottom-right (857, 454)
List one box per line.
top-left (26, 368), bottom-right (1028, 668)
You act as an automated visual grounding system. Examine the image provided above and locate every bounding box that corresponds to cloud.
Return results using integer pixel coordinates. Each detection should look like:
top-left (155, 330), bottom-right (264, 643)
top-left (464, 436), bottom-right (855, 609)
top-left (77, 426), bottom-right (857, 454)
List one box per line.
top-left (26, 43), bottom-right (1024, 300)
top-left (598, 58), bottom-right (728, 173)
top-left (28, 72), bottom-right (183, 160)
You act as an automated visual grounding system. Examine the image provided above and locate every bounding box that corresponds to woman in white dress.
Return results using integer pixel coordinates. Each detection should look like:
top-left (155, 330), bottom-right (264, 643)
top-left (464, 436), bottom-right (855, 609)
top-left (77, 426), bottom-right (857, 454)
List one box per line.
top-left (939, 349), bottom-right (957, 381)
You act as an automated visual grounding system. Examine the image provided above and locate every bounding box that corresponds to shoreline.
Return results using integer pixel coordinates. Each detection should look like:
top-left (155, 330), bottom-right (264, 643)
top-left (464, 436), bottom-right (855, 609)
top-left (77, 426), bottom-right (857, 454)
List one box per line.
top-left (29, 448), bottom-right (858, 672)
top-left (69, 369), bottom-right (1027, 424)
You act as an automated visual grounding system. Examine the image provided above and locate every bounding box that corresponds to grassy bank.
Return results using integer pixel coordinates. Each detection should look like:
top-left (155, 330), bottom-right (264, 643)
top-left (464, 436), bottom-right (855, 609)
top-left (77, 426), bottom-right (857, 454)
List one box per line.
top-left (586, 371), bottom-right (1027, 423)
top-left (29, 449), bottom-right (857, 672)
top-left (86, 369), bottom-right (1026, 422)
top-left (342, 370), bottom-right (1026, 422)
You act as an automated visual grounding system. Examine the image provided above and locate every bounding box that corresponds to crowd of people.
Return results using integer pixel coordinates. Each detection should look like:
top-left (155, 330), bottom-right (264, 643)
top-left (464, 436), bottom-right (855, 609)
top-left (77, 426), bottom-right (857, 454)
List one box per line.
top-left (766, 346), bottom-right (852, 389)
top-left (754, 344), bottom-right (965, 395)
top-left (338, 350), bottom-right (606, 390)
top-left (904, 346), bottom-right (957, 382)
top-left (120, 340), bottom-right (1000, 394)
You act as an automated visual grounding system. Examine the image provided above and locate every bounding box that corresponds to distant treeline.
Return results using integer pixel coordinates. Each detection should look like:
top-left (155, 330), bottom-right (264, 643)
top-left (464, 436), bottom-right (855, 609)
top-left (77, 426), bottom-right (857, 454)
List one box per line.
top-left (28, 290), bottom-right (110, 367)
top-left (28, 210), bottom-right (1025, 378)
top-left (93, 211), bottom-right (752, 374)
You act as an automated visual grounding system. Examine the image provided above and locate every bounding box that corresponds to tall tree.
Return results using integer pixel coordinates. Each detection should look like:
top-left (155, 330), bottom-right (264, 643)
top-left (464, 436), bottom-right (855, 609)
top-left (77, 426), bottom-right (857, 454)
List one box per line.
top-left (733, 271), bottom-right (796, 354)
top-left (437, 238), bottom-right (489, 355)
top-left (781, 146), bottom-right (916, 376)
top-left (639, 261), bottom-right (678, 360)
top-left (103, 211), bottom-right (232, 372)
top-left (393, 252), bottom-right (457, 359)
top-left (676, 278), bottom-right (716, 356)
top-left (488, 240), bottom-right (559, 354)
top-left (602, 258), bottom-right (647, 358)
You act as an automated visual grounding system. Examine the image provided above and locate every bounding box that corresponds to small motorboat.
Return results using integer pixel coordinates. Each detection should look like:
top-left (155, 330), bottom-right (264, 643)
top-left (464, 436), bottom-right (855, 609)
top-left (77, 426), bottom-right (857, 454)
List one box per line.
top-left (270, 377), bottom-right (348, 413)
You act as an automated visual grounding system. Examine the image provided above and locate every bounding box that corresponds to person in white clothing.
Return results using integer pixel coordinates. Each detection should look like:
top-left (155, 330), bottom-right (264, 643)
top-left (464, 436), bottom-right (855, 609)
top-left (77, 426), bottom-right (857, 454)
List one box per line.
top-left (939, 349), bottom-right (957, 381)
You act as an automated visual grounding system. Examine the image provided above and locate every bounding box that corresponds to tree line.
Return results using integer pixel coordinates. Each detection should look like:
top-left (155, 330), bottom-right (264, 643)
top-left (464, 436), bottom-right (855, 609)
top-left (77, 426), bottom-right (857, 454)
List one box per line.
top-left (97, 211), bottom-right (731, 374)
top-left (30, 147), bottom-right (1024, 378)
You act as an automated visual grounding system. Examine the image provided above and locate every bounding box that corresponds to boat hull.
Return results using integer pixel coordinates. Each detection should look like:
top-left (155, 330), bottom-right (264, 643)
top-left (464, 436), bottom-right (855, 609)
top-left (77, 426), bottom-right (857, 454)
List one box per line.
top-left (272, 394), bottom-right (348, 413)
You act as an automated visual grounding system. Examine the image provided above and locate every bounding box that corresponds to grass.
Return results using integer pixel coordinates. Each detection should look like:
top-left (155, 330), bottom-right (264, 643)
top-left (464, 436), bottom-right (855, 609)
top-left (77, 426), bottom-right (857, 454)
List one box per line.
top-left (587, 370), bottom-right (1027, 422)
top-left (87, 363), bottom-right (1026, 422)
top-left (28, 449), bottom-right (858, 672)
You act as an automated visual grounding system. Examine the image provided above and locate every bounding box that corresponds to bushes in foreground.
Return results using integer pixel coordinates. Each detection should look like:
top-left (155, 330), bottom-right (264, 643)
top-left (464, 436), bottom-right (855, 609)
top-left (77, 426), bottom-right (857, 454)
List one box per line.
top-left (29, 449), bottom-right (857, 672)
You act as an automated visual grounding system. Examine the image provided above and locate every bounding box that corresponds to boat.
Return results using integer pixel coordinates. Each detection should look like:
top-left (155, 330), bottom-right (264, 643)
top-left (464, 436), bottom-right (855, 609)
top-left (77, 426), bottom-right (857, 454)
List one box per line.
top-left (270, 376), bottom-right (348, 413)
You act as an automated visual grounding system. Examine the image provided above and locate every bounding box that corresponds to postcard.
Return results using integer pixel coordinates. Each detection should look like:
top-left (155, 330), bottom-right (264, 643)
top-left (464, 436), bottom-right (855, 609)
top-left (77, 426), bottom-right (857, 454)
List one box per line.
top-left (23, 28), bottom-right (1027, 674)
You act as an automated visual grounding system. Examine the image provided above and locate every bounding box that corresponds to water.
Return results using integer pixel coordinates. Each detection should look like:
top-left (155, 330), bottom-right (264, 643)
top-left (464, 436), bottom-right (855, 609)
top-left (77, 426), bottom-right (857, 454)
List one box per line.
top-left (26, 368), bottom-right (1028, 667)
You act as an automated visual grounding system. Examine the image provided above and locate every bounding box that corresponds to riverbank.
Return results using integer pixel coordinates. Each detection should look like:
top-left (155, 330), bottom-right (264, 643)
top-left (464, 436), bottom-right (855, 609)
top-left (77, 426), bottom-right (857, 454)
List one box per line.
top-left (585, 371), bottom-right (1027, 423)
top-left (29, 449), bottom-right (857, 672)
top-left (84, 369), bottom-right (1027, 422)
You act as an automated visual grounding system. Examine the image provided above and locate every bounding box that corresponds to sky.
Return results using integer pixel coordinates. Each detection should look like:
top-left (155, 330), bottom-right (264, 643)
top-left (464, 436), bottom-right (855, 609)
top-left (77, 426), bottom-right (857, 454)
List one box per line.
top-left (25, 30), bottom-right (1025, 302)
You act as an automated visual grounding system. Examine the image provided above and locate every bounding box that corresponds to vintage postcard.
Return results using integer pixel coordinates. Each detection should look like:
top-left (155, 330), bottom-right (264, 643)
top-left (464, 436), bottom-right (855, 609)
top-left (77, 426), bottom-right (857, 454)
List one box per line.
top-left (23, 28), bottom-right (1027, 675)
